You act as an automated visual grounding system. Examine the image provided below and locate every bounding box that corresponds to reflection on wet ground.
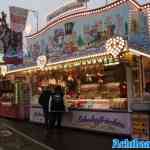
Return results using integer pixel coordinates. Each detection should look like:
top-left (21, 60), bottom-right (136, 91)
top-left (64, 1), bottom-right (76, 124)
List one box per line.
top-left (0, 122), bottom-right (53, 150)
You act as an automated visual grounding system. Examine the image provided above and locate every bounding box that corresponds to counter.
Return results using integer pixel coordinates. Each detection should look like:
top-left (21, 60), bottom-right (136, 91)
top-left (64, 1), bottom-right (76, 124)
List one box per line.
top-left (29, 104), bottom-right (131, 135)
top-left (0, 102), bottom-right (28, 119)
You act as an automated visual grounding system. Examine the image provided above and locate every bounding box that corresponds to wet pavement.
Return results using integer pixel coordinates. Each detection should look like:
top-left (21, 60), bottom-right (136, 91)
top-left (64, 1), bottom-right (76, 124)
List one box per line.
top-left (0, 118), bottom-right (130, 150)
top-left (0, 119), bottom-right (53, 150)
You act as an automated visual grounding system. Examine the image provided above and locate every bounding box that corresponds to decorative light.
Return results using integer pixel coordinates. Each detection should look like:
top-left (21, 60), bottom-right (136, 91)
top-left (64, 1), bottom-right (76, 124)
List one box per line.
top-left (25, 24), bottom-right (32, 35)
top-left (97, 58), bottom-right (103, 63)
top-left (82, 60), bottom-right (86, 65)
top-left (87, 60), bottom-right (92, 64)
top-left (0, 65), bottom-right (7, 76)
top-left (36, 55), bottom-right (47, 69)
top-left (92, 59), bottom-right (97, 64)
top-left (105, 36), bottom-right (126, 57)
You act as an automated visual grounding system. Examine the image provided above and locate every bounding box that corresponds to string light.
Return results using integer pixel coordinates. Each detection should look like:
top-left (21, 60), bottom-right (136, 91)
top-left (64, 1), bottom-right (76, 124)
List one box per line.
top-left (27, 0), bottom-right (142, 39)
top-left (105, 36), bottom-right (126, 57)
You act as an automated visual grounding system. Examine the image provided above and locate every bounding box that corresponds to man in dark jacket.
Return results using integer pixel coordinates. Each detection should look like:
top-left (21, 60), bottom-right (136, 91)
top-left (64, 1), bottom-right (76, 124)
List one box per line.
top-left (39, 86), bottom-right (53, 129)
top-left (49, 85), bottom-right (65, 128)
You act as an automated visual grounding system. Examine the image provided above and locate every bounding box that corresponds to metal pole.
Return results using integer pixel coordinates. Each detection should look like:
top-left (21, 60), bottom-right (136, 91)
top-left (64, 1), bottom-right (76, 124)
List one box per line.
top-left (29, 9), bottom-right (39, 32)
top-left (36, 11), bottom-right (39, 32)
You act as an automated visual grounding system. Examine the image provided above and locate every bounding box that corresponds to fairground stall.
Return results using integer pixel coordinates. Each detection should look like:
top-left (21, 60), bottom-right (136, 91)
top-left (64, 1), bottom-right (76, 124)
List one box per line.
top-left (5, 0), bottom-right (150, 139)
top-left (0, 66), bottom-right (30, 119)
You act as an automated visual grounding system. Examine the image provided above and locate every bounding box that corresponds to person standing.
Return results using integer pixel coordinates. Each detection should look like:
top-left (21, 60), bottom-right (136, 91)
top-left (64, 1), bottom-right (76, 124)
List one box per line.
top-left (49, 85), bottom-right (65, 129)
top-left (39, 86), bottom-right (53, 130)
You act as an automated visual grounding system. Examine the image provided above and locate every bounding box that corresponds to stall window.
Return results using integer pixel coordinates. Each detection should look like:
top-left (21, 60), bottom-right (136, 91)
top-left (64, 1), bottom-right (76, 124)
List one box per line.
top-left (65, 64), bottom-right (127, 99)
top-left (0, 80), bottom-right (15, 104)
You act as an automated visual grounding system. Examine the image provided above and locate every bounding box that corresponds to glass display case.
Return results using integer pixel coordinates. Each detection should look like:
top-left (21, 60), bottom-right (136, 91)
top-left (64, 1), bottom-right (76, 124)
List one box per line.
top-left (64, 63), bottom-right (128, 110)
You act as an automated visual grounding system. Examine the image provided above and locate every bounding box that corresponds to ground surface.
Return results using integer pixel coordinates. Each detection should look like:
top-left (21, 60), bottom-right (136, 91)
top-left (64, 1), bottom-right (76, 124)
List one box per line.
top-left (0, 118), bottom-right (130, 150)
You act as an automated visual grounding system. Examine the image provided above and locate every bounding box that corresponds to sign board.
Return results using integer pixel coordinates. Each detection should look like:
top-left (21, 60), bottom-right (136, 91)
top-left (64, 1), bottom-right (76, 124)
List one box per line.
top-left (62, 111), bottom-right (131, 135)
top-left (30, 105), bottom-right (45, 124)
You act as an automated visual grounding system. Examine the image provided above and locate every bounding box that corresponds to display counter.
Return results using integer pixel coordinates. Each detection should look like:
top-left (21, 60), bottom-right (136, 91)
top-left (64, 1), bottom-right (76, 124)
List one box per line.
top-left (29, 102), bottom-right (131, 135)
top-left (66, 98), bottom-right (128, 110)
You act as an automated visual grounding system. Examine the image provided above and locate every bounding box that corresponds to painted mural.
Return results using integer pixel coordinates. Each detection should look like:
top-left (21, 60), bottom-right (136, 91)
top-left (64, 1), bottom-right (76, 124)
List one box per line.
top-left (25, 2), bottom-right (149, 64)
top-left (128, 10), bottom-right (150, 52)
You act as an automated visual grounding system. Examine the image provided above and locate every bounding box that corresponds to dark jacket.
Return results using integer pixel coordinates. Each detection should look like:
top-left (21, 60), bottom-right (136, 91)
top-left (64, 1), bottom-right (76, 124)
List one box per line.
top-left (51, 91), bottom-right (65, 112)
top-left (39, 90), bottom-right (52, 111)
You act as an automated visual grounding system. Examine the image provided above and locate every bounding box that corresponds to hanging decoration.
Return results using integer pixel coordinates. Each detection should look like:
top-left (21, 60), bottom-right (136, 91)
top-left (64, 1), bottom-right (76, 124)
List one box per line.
top-left (105, 36), bottom-right (126, 57)
top-left (36, 55), bottom-right (47, 69)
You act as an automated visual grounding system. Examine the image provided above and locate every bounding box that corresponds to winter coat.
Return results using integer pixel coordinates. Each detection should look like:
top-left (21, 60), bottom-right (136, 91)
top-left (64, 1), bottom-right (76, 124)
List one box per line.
top-left (51, 91), bottom-right (65, 112)
top-left (39, 90), bottom-right (52, 111)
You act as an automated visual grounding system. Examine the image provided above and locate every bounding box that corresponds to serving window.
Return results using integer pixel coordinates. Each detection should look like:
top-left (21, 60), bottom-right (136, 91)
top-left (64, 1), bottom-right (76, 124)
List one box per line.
top-left (64, 63), bottom-right (128, 110)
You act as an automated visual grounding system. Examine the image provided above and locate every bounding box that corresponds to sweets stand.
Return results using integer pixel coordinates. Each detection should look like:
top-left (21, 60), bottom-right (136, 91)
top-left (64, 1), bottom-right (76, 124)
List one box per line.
top-left (5, 0), bottom-right (150, 139)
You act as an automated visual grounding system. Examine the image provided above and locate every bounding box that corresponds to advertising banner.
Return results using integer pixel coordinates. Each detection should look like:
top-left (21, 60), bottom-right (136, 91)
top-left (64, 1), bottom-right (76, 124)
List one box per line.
top-left (9, 6), bottom-right (28, 32)
top-left (4, 31), bottom-right (23, 64)
top-left (2, 6), bottom-right (28, 64)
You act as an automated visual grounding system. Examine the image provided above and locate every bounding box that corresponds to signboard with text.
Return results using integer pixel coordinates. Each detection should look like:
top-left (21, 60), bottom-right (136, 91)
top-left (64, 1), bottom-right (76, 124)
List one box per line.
top-left (62, 111), bottom-right (131, 135)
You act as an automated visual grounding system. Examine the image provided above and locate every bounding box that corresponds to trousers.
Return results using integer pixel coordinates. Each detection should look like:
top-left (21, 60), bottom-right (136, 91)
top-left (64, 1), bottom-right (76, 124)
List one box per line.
top-left (49, 112), bottom-right (63, 128)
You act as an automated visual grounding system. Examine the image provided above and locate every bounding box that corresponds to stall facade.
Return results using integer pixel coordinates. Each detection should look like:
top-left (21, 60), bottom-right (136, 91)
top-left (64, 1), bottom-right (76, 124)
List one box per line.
top-left (0, 72), bottom-right (31, 119)
top-left (5, 0), bottom-right (150, 139)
